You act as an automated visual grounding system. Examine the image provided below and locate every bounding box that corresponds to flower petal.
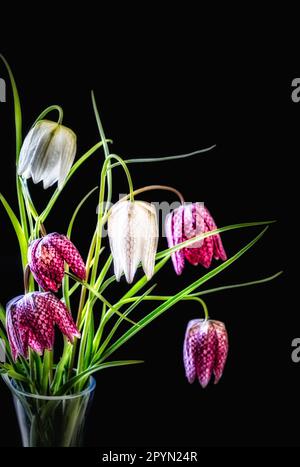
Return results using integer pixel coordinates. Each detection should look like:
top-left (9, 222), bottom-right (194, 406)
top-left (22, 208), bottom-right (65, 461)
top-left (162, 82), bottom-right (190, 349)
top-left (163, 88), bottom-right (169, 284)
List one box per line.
top-left (18, 120), bottom-right (76, 190)
top-left (196, 320), bottom-right (217, 388)
top-left (25, 294), bottom-right (55, 351)
top-left (201, 205), bottom-right (227, 261)
top-left (183, 203), bottom-right (205, 265)
top-left (44, 293), bottom-right (80, 342)
top-left (17, 126), bottom-right (36, 177)
top-left (108, 206), bottom-right (124, 281)
top-left (139, 202), bottom-right (158, 280)
top-left (183, 319), bottom-right (200, 384)
top-left (108, 202), bottom-right (145, 284)
top-left (47, 233), bottom-right (86, 281)
top-left (165, 207), bottom-right (185, 275)
top-left (28, 238), bottom-right (64, 292)
top-left (27, 121), bottom-right (59, 185)
top-left (6, 297), bottom-right (24, 360)
top-left (212, 320), bottom-right (228, 384)
top-left (54, 126), bottom-right (77, 190)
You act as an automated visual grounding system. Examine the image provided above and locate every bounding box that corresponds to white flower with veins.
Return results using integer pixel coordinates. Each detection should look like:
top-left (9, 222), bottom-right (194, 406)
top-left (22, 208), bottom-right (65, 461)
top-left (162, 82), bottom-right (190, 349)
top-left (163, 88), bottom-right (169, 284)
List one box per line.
top-left (108, 200), bottom-right (158, 283)
top-left (18, 119), bottom-right (76, 190)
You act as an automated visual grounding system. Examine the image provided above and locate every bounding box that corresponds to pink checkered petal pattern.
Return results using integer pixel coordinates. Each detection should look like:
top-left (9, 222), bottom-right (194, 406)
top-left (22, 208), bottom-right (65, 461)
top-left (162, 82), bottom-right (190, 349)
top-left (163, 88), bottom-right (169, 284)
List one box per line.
top-left (183, 319), bottom-right (228, 388)
top-left (165, 208), bottom-right (185, 275)
top-left (6, 292), bottom-right (80, 360)
top-left (28, 233), bottom-right (86, 292)
top-left (212, 320), bottom-right (229, 384)
top-left (166, 203), bottom-right (227, 275)
top-left (196, 320), bottom-right (217, 388)
top-left (44, 292), bottom-right (81, 343)
top-left (183, 320), bottom-right (200, 383)
top-left (199, 205), bottom-right (227, 262)
top-left (28, 239), bottom-right (64, 291)
top-left (48, 233), bottom-right (86, 281)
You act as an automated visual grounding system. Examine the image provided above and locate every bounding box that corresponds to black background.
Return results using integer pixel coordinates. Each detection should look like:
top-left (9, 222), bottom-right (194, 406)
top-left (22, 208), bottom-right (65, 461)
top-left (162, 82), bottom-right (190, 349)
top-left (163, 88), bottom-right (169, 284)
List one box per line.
top-left (0, 35), bottom-right (296, 448)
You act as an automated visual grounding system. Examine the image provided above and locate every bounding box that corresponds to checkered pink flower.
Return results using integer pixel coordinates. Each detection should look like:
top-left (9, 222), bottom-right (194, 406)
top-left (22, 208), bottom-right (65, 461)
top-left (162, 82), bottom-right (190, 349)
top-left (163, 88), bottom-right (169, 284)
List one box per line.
top-left (28, 233), bottom-right (86, 292)
top-left (6, 292), bottom-right (80, 361)
top-left (165, 203), bottom-right (227, 275)
top-left (183, 319), bottom-right (228, 387)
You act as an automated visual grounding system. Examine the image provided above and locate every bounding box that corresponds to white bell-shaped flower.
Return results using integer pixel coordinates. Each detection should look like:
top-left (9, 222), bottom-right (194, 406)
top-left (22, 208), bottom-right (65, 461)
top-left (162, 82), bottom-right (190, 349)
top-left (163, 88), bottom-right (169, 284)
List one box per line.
top-left (108, 201), bottom-right (158, 283)
top-left (18, 119), bottom-right (76, 190)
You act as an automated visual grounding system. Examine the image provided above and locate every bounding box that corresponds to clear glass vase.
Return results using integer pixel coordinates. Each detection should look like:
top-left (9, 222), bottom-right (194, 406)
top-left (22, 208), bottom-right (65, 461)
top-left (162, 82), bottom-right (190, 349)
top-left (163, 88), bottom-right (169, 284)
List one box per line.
top-left (2, 375), bottom-right (96, 447)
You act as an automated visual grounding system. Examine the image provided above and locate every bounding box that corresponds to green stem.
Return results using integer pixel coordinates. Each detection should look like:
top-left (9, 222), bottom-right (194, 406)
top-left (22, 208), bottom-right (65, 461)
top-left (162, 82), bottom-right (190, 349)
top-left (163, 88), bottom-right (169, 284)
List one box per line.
top-left (123, 145), bottom-right (216, 164)
top-left (67, 233), bottom-right (97, 380)
top-left (32, 104), bottom-right (64, 127)
top-left (190, 271), bottom-right (283, 296)
top-left (41, 350), bottom-right (52, 394)
top-left (117, 295), bottom-right (209, 320)
top-left (29, 350), bottom-right (36, 393)
top-left (0, 55), bottom-right (29, 241)
top-left (91, 91), bottom-right (112, 213)
top-left (39, 140), bottom-right (112, 224)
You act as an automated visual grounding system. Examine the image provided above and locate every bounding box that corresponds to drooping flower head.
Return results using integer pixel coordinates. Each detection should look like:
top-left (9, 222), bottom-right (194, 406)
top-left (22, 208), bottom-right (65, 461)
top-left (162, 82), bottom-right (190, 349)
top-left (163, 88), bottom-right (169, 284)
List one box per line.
top-left (165, 203), bottom-right (227, 275)
top-left (6, 292), bottom-right (80, 361)
top-left (108, 201), bottom-right (158, 283)
top-left (28, 233), bottom-right (86, 292)
top-left (18, 119), bottom-right (76, 190)
top-left (183, 319), bottom-right (228, 387)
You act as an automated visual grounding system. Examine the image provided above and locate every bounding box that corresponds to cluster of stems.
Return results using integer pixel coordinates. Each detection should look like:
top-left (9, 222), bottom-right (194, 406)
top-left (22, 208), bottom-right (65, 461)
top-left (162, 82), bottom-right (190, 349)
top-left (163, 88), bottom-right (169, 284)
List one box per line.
top-left (0, 55), bottom-right (280, 395)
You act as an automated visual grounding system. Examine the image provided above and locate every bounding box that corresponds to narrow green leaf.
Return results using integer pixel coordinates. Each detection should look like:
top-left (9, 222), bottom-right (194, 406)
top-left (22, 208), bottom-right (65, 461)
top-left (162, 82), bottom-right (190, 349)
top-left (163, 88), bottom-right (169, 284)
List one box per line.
top-left (156, 220), bottom-right (275, 259)
top-left (91, 91), bottom-right (112, 204)
top-left (98, 221), bottom-right (275, 295)
top-left (0, 192), bottom-right (27, 267)
top-left (0, 54), bottom-right (22, 159)
top-left (0, 55), bottom-right (29, 241)
top-left (101, 227), bottom-right (269, 361)
top-left (0, 302), bottom-right (5, 327)
top-left (93, 284), bottom-right (157, 361)
top-left (67, 186), bottom-right (98, 238)
top-left (0, 328), bottom-right (13, 365)
top-left (92, 303), bottom-right (107, 354)
top-left (66, 272), bottom-right (137, 326)
top-left (62, 186), bottom-right (98, 309)
top-left (191, 271), bottom-right (283, 297)
top-left (118, 272), bottom-right (283, 305)
top-left (55, 360), bottom-right (143, 395)
top-left (51, 340), bottom-right (72, 393)
top-left (39, 140), bottom-right (112, 223)
top-left (121, 146), bottom-right (216, 164)
top-left (0, 367), bottom-right (27, 383)
top-left (93, 254), bottom-right (113, 291)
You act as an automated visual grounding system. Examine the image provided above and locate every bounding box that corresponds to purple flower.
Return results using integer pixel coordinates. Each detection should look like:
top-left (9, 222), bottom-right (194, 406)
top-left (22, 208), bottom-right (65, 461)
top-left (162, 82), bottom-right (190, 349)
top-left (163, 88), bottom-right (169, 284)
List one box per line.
top-left (28, 233), bottom-right (86, 292)
top-left (183, 319), bottom-right (228, 387)
top-left (6, 292), bottom-right (80, 360)
top-left (165, 203), bottom-right (227, 275)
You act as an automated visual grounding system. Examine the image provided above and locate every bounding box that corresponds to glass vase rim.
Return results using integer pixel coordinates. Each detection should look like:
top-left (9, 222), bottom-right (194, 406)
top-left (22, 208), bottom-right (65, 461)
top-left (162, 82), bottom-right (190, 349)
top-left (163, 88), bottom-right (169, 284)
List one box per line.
top-left (2, 374), bottom-right (96, 401)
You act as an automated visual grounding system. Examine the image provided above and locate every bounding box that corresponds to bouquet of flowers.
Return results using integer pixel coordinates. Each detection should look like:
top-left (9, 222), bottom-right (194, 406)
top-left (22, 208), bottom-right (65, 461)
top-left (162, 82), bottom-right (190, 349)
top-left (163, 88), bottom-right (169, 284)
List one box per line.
top-left (0, 55), bottom-right (281, 447)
